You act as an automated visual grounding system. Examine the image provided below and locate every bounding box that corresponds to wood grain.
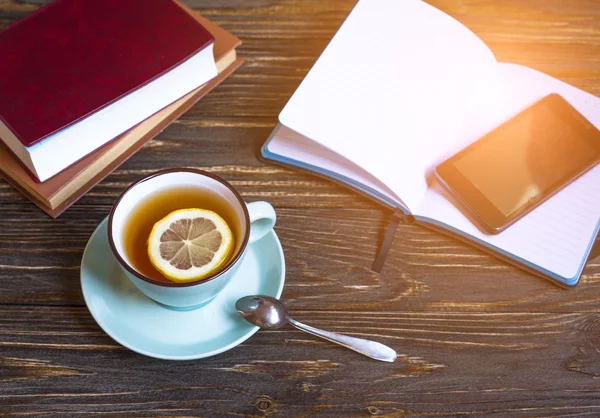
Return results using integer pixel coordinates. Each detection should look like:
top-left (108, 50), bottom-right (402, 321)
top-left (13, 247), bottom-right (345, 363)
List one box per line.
top-left (0, 0), bottom-right (600, 416)
top-left (2, 306), bottom-right (600, 416)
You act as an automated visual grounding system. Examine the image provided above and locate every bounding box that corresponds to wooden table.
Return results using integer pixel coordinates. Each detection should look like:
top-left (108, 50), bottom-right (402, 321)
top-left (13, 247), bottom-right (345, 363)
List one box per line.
top-left (1, 0), bottom-right (600, 416)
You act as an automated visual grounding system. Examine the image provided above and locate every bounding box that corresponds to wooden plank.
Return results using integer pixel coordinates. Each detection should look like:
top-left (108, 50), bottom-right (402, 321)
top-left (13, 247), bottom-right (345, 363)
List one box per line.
top-left (0, 206), bottom-right (598, 312)
top-left (0, 305), bottom-right (600, 416)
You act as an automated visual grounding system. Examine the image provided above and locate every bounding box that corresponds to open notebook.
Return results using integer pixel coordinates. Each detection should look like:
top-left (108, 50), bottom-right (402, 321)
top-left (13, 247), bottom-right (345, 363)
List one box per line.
top-left (262, 0), bottom-right (600, 287)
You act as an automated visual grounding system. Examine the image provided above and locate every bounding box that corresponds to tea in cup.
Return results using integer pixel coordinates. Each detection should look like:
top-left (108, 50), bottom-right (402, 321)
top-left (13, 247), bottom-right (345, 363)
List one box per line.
top-left (108, 168), bottom-right (276, 310)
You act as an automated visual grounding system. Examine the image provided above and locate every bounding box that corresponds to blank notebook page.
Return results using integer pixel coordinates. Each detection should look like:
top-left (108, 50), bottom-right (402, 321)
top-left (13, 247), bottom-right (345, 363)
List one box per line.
top-left (267, 125), bottom-right (404, 208)
top-left (415, 63), bottom-right (600, 282)
top-left (279, 0), bottom-right (496, 212)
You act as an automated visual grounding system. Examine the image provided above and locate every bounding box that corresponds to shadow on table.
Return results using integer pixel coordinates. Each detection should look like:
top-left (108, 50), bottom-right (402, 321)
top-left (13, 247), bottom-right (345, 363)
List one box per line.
top-left (589, 237), bottom-right (600, 261)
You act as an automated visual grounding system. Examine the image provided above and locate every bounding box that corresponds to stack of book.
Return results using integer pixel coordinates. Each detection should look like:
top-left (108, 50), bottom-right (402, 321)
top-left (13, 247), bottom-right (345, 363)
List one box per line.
top-left (0, 0), bottom-right (242, 217)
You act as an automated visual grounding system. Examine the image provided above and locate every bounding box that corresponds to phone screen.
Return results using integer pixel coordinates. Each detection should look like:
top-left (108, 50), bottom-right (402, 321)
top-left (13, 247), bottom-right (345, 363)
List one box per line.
top-left (436, 94), bottom-right (600, 233)
top-left (453, 100), bottom-right (597, 217)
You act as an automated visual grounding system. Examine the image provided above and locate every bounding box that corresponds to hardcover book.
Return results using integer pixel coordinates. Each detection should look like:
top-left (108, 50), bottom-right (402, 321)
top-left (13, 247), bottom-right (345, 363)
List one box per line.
top-left (0, 5), bottom-right (242, 218)
top-left (0, 0), bottom-right (217, 181)
top-left (262, 0), bottom-right (600, 287)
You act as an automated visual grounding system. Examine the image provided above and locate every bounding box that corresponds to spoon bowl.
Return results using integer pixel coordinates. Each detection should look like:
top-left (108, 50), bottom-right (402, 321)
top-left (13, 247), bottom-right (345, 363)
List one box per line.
top-left (236, 295), bottom-right (288, 329)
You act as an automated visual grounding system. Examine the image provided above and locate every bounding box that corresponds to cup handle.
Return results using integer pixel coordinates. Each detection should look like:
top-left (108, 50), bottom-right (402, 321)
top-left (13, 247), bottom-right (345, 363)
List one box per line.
top-left (246, 201), bottom-right (276, 244)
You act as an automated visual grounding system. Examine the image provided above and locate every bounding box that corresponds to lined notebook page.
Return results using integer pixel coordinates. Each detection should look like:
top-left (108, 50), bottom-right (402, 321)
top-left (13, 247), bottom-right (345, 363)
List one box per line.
top-left (279, 0), bottom-right (496, 212)
top-left (415, 63), bottom-right (600, 282)
top-left (267, 125), bottom-right (405, 208)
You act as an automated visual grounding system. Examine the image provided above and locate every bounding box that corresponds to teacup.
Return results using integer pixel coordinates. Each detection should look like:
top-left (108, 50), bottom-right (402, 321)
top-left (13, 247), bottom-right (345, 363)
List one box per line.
top-left (108, 168), bottom-right (276, 310)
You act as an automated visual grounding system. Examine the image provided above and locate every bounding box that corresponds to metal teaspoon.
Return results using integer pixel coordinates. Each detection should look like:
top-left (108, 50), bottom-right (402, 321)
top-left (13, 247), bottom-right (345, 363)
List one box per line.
top-left (235, 295), bottom-right (397, 362)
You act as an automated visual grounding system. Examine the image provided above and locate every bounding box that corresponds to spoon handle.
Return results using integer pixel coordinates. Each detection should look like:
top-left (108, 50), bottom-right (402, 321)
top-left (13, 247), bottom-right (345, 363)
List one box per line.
top-left (287, 317), bottom-right (397, 362)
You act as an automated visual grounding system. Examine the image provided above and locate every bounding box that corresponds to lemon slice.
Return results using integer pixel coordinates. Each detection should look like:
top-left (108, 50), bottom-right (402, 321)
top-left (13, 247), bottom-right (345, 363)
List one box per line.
top-left (147, 208), bottom-right (234, 282)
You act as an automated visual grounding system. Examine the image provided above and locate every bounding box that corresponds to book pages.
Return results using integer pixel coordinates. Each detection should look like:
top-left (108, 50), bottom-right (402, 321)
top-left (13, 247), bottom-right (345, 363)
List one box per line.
top-left (266, 125), bottom-right (405, 209)
top-left (279, 0), bottom-right (496, 212)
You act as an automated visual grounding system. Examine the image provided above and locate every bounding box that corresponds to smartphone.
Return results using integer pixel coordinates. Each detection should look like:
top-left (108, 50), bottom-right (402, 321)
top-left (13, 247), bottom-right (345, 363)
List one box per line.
top-left (435, 93), bottom-right (600, 234)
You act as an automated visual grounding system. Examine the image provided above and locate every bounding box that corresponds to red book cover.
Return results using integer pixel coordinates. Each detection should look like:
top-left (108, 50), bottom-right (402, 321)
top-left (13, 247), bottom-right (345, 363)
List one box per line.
top-left (0, 0), bottom-right (214, 147)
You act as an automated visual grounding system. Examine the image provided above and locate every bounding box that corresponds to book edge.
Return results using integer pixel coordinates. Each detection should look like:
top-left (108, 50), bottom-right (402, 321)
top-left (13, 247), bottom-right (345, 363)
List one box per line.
top-left (26, 58), bottom-right (243, 218)
top-left (43, 51), bottom-right (240, 208)
top-left (260, 124), bottom-right (406, 212)
top-left (3, 0), bottom-right (216, 148)
top-left (0, 8), bottom-right (239, 190)
top-left (0, 0), bottom-right (62, 36)
top-left (414, 214), bottom-right (600, 287)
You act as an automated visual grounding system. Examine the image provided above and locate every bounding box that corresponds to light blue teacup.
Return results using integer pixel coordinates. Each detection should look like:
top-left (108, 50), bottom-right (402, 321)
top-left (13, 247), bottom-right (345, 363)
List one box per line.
top-left (108, 168), bottom-right (276, 310)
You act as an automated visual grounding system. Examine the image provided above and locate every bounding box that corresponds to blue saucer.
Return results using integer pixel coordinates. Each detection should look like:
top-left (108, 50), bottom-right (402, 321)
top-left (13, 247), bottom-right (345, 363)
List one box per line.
top-left (80, 217), bottom-right (285, 360)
